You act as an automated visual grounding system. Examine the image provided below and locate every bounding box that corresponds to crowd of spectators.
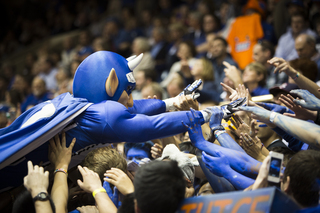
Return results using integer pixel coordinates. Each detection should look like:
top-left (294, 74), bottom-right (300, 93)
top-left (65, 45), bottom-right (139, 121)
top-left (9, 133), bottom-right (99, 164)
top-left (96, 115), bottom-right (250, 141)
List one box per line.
top-left (1, 0), bottom-right (320, 212)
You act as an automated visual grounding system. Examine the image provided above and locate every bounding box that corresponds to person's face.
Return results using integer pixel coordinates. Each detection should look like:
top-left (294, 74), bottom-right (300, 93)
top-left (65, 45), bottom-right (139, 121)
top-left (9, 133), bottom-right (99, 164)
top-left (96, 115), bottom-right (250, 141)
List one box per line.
top-left (211, 39), bottom-right (226, 58)
top-left (295, 39), bottom-right (313, 59)
top-left (177, 43), bottom-right (191, 60)
top-left (291, 16), bottom-right (305, 35)
top-left (32, 78), bottom-right (46, 97)
top-left (127, 147), bottom-right (149, 163)
top-left (190, 59), bottom-right (203, 77)
top-left (118, 91), bottom-right (133, 108)
top-left (253, 44), bottom-right (269, 64)
top-left (135, 71), bottom-right (146, 91)
top-left (256, 121), bottom-right (274, 142)
top-left (242, 67), bottom-right (261, 84)
top-left (167, 82), bottom-right (181, 98)
top-left (203, 15), bottom-right (216, 33)
top-left (141, 85), bottom-right (155, 99)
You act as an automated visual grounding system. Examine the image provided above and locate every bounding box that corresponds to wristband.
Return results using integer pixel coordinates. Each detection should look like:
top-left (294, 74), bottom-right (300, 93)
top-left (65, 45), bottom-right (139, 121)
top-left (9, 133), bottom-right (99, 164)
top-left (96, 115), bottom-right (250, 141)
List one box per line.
top-left (214, 130), bottom-right (226, 138)
top-left (211, 125), bottom-right (225, 134)
top-left (269, 112), bottom-right (278, 123)
top-left (92, 188), bottom-right (106, 198)
top-left (292, 72), bottom-right (300, 80)
top-left (54, 168), bottom-right (68, 176)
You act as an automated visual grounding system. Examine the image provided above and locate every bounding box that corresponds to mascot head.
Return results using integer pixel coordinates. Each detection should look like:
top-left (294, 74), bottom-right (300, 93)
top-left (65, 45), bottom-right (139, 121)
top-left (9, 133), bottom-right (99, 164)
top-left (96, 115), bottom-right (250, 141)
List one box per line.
top-left (73, 51), bottom-right (143, 107)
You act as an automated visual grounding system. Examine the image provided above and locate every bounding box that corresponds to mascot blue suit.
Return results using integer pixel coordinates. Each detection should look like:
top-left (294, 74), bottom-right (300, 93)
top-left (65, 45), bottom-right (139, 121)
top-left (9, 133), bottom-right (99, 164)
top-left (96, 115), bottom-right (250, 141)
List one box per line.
top-left (0, 51), bottom-right (209, 190)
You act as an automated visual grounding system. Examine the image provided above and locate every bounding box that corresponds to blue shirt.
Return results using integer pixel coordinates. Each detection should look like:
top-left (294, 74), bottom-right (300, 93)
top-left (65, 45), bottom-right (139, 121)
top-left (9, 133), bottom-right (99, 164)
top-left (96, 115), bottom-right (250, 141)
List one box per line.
top-left (251, 86), bottom-right (270, 97)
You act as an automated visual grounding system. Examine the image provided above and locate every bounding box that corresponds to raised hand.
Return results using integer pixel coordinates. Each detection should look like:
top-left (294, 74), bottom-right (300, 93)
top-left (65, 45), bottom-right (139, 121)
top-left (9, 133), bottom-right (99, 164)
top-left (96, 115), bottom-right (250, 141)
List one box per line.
top-left (223, 61), bottom-right (243, 86)
top-left (24, 161), bottom-right (49, 197)
top-left (77, 165), bottom-right (102, 193)
top-left (240, 133), bottom-right (268, 162)
top-left (104, 168), bottom-right (134, 196)
top-left (151, 143), bottom-right (163, 159)
top-left (268, 57), bottom-right (297, 78)
top-left (182, 108), bottom-right (206, 144)
top-left (252, 156), bottom-right (270, 190)
top-left (173, 95), bottom-right (199, 111)
top-left (48, 132), bottom-right (76, 170)
top-left (229, 114), bottom-right (256, 138)
top-left (256, 102), bottom-right (293, 114)
top-left (208, 107), bottom-right (224, 129)
top-left (279, 94), bottom-right (317, 121)
top-left (290, 89), bottom-right (320, 111)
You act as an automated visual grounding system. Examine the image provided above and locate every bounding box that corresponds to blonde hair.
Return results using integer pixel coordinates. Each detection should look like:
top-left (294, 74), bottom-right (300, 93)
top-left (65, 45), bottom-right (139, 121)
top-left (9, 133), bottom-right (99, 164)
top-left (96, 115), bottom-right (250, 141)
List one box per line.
top-left (199, 58), bottom-right (214, 81)
top-left (245, 62), bottom-right (267, 86)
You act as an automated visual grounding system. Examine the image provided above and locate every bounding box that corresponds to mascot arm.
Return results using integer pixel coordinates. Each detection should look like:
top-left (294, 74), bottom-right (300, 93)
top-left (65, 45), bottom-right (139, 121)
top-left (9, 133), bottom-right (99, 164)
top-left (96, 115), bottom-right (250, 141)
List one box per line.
top-left (128, 99), bottom-right (166, 115)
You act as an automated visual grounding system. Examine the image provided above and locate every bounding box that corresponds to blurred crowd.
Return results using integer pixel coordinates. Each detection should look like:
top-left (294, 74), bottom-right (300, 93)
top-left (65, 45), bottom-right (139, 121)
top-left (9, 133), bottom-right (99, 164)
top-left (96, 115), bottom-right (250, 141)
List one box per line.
top-left (1, 0), bottom-right (320, 213)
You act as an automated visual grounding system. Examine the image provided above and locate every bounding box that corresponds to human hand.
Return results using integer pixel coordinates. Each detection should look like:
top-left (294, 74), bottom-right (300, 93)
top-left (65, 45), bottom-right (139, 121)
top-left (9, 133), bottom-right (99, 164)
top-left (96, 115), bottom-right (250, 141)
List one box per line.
top-left (229, 114), bottom-right (256, 138)
top-left (182, 108), bottom-right (206, 144)
top-left (174, 95), bottom-right (199, 111)
top-left (48, 132), bottom-right (76, 170)
top-left (256, 102), bottom-right (293, 114)
top-left (24, 161), bottom-right (49, 197)
top-left (76, 206), bottom-right (99, 213)
top-left (238, 106), bottom-right (272, 124)
top-left (290, 89), bottom-right (320, 111)
top-left (223, 61), bottom-right (242, 85)
top-left (267, 57), bottom-right (297, 78)
top-left (240, 133), bottom-right (268, 162)
top-left (104, 168), bottom-right (134, 196)
top-left (151, 143), bottom-right (163, 159)
top-left (77, 165), bottom-right (102, 193)
top-left (202, 151), bottom-right (232, 177)
top-left (252, 156), bottom-right (270, 190)
top-left (279, 94), bottom-right (317, 121)
top-left (208, 107), bottom-right (224, 129)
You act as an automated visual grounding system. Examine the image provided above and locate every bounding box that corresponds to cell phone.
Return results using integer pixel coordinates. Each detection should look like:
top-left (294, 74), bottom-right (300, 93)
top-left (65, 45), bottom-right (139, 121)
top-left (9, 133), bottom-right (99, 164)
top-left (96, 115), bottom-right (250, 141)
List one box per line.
top-left (267, 151), bottom-right (284, 183)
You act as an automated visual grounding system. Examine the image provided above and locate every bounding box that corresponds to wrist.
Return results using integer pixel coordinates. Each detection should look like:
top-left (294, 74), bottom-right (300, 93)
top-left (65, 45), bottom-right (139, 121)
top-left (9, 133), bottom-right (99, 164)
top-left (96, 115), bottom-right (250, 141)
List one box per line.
top-left (92, 187), bottom-right (106, 198)
top-left (30, 189), bottom-right (48, 197)
top-left (55, 164), bottom-right (68, 170)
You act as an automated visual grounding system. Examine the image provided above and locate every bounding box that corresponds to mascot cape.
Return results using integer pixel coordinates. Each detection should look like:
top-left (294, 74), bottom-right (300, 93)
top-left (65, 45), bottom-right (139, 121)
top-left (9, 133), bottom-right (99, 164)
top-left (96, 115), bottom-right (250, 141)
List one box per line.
top-left (0, 51), bottom-right (206, 190)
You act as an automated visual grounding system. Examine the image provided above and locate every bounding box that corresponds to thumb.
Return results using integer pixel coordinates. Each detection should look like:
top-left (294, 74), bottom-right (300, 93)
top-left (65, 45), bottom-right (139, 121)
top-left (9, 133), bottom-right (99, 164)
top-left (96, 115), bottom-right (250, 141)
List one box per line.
top-left (77, 179), bottom-right (83, 188)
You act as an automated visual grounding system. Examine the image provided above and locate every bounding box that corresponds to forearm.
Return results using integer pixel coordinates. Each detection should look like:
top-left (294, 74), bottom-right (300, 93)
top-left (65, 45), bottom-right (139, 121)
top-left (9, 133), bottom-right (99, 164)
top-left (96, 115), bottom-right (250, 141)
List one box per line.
top-left (271, 127), bottom-right (304, 152)
top-left (294, 74), bottom-right (320, 99)
top-left (31, 190), bottom-right (53, 213)
top-left (51, 172), bottom-right (68, 213)
top-left (221, 170), bottom-right (255, 190)
top-left (215, 131), bottom-right (246, 153)
top-left (129, 99), bottom-right (166, 115)
top-left (94, 193), bottom-right (117, 213)
top-left (274, 113), bottom-right (320, 148)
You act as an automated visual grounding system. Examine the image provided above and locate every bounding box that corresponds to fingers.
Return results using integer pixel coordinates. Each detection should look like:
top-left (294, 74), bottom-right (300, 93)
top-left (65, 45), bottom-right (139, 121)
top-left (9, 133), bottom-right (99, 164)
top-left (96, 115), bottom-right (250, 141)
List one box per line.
top-left (220, 82), bottom-right (234, 93)
top-left (61, 132), bottom-right (66, 148)
top-left (54, 134), bottom-right (61, 149)
top-left (69, 138), bottom-right (76, 150)
top-left (49, 138), bottom-right (56, 151)
top-left (77, 179), bottom-right (83, 188)
top-left (279, 94), bottom-right (294, 108)
top-left (222, 61), bottom-right (232, 68)
top-left (78, 165), bottom-right (85, 175)
top-left (27, 161), bottom-right (33, 175)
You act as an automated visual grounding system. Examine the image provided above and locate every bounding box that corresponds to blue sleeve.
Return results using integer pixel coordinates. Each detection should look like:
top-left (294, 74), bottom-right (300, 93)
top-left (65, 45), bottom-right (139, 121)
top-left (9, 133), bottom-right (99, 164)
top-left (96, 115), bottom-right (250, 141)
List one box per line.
top-left (104, 101), bottom-right (205, 143)
top-left (128, 99), bottom-right (166, 115)
top-left (271, 127), bottom-right (304, 152)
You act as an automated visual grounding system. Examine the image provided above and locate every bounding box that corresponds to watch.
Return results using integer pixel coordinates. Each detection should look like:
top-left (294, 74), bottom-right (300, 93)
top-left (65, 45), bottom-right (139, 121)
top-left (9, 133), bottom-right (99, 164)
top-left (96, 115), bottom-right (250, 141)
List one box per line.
top-left (33, 192), bottom-right (49, 202)
top-left (33, 192), bottom-right (56, 213)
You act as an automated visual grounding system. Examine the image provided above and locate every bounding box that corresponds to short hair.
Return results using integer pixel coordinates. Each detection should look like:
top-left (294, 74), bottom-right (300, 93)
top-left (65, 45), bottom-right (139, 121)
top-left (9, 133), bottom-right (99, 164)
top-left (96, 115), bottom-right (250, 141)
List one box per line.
top-left (258, 40), bottom-right (275, 57)
top-left (134, 160), bottom-right (186, 213)
top-left (199, 57), bottom-right (214, 81)
top-left (245, 62), bottom-right (267, 87)
top-left (12, 189), bottom-right (35, 213)
top-left (139, 69), bottom-right (157, 82)
top-left (134, 37), bottom-right (151, 53)
top-left (179, 141), bottom-right (197, 155)
top-left (291, 11), bottom-right (308, 22)
top-left (82, 146), bottom-right (127, 181)
top-left (180, 40), bottom-right (197, 58)
top-left (213, 36), bottom-right (228, 47)
top-left (289, 58), bottom-right (318, 81)
top-left (283, 150), bottom-right (320, 207)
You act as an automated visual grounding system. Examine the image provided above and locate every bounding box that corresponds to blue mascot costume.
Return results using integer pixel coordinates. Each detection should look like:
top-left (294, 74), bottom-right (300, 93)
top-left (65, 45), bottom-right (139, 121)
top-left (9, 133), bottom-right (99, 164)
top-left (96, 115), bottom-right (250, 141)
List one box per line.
top-left (0, 51), bottom-right (209, 190)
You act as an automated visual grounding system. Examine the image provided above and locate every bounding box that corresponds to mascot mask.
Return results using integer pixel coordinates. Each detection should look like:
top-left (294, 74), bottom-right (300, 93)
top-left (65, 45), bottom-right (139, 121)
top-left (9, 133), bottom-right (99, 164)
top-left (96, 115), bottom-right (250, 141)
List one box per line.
top-left (73, 51), bottom-right (143, 103)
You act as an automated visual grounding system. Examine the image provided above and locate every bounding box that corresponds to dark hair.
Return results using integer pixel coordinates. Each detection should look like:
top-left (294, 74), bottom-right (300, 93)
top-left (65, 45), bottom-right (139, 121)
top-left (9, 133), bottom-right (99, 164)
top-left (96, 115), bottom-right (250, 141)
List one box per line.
top-left (134, 160), bottom-right (186, 213)
top-left (82, 146), bottom-right (127, 181)
top-left (289, 58), bottom-right (318, 81)
top-left (291, 11), bottom-right (308, 22)
top-left (180, 40), bottom-right (197, 58)
top-left (124, 142), bottom-right (154, 159)
top-left (179, 141), bottom-right (197, 155)
top-left (12, 189), bottom-right (35, 213)
top-left (213, 36), bottom-right (228, 47)
top-left (283, 150), bottom-right (320, 207)
top-left (140, 69), bottom-right (157, 82)
top-left (258, 40), bottom-right (275, 57)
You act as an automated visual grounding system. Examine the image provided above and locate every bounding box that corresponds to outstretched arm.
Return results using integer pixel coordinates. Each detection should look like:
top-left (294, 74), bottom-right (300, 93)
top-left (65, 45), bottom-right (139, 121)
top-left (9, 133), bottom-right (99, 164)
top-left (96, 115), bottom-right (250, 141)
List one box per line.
top-left (240, 106), bottom-right (320, 148)
top-left (183, 109), bottom-right (261, 178)
top-left (268, 57), bottom-right (320, 99)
